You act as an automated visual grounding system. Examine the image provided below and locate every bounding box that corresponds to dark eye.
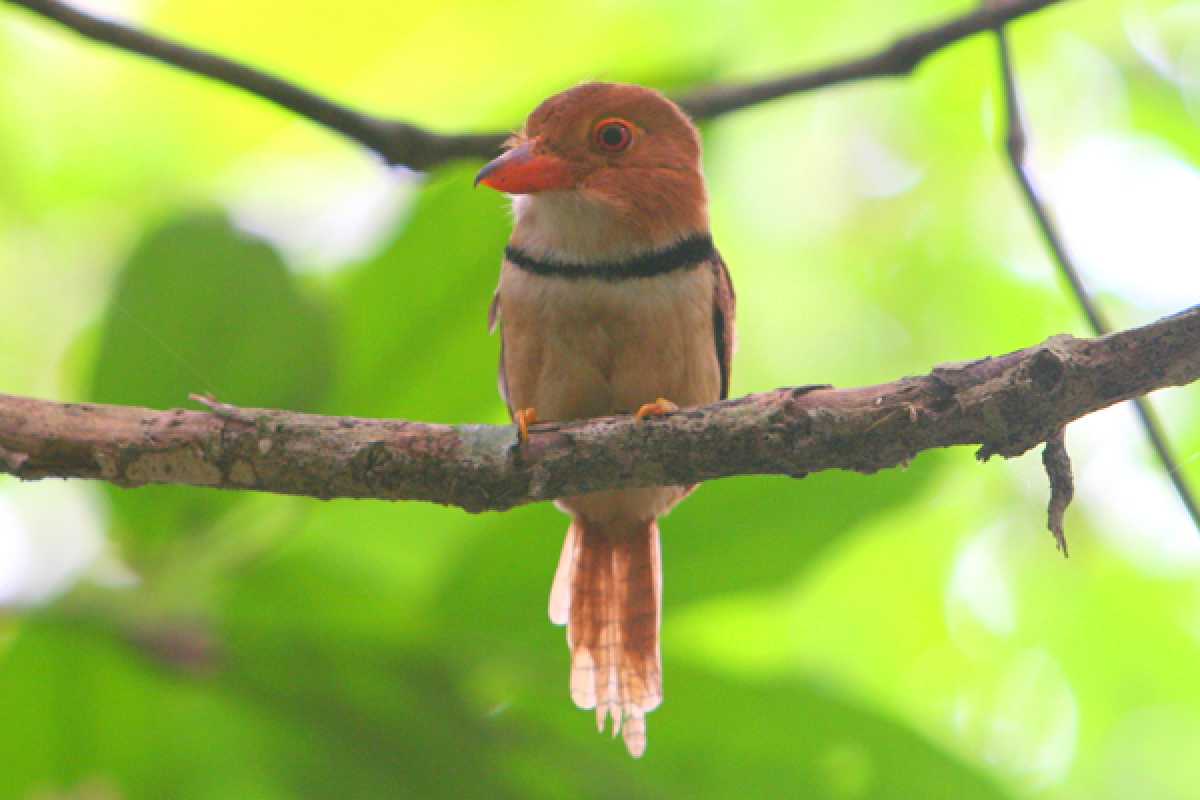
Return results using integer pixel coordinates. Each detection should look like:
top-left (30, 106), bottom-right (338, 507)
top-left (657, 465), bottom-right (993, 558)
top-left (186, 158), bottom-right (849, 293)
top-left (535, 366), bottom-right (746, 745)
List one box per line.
top-left (593, 118), bottom-right (633, 152)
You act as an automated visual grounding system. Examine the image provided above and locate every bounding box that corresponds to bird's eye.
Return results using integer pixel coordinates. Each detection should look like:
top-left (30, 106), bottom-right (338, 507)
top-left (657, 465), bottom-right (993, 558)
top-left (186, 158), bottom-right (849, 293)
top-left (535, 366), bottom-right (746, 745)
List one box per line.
top-left (593, 118), bottom-right (633, 152)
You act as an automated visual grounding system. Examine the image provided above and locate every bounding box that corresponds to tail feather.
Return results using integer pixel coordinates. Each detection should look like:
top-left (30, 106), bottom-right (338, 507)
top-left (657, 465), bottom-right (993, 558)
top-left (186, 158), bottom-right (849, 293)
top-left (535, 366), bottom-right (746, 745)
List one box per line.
top-left (548, 524), bottom-right (578, 627)
top-left (549, 518), bottom-right (662, 758)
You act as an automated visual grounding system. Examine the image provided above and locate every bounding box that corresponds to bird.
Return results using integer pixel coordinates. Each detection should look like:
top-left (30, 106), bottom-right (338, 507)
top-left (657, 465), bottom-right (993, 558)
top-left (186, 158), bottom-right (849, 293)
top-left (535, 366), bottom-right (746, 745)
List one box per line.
top-left (475, 82), bottom-right (735, 758)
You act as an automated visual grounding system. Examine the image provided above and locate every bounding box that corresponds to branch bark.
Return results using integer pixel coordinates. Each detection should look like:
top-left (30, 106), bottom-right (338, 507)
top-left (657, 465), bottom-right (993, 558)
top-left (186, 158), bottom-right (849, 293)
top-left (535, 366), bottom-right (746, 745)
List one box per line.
top-left (3, 306), bottom-right (1197, 514)
top-left (5, 0), bottom-right (1066, 170)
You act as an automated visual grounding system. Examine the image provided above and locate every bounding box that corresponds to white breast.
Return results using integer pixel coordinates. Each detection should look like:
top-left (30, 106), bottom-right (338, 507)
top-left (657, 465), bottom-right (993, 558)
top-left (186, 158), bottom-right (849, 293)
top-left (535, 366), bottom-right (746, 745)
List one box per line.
top-left (511, 193), bottom-right (663, 264)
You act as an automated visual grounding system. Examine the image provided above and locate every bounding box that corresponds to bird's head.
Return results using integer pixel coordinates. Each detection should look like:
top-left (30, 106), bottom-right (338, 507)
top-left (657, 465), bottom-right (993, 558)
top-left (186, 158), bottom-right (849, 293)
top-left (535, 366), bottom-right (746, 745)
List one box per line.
top-left (476, 82), bottom-right (708, 259)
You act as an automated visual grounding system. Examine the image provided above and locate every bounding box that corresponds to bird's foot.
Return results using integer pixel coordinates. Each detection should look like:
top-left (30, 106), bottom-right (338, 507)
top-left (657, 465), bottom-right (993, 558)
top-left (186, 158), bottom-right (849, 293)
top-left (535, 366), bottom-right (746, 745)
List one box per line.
top-left (634, 397), bottom-right (679, 421)
top-left (515, 407), bottom-right (538, 444)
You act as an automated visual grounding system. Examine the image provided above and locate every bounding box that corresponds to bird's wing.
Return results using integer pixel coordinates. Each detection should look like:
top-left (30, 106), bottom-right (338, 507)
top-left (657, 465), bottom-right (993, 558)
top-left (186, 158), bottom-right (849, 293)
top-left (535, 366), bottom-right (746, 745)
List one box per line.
top-left (711, 253), bottom-right (737, 400)
top-left (489, 287), bottom-right (515, 418)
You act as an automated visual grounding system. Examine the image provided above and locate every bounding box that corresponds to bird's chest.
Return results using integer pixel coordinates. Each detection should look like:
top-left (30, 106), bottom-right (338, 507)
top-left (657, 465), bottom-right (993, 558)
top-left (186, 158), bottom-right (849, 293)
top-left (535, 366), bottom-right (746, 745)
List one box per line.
top-left (498, 263), bottom-right (717, 420)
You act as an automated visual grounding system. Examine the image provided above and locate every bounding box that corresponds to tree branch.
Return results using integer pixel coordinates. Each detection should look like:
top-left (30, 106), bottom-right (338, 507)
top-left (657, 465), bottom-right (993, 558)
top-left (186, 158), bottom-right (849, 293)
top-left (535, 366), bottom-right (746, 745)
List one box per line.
top-left (992, 24), bottom-right (1200, 532)
top-left (3, 306), bottom-right (1196, 514)
top-left (3, 0), bottom-right (507, 169)
top-left (5, 0), bottom-right (1066, 170)
top-left (676, 0), bottom-right (1066, 119)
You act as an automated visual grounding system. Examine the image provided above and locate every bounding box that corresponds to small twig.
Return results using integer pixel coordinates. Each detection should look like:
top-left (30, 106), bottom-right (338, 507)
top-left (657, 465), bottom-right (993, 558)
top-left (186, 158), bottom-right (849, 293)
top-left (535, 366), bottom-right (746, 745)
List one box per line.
top-left (44, 603), bottom-right (221, 676)
top-left (188, 392), bottom-right (250, 422)
top-left (125, 619), bottom-right (220, 676)
top-left (1042, 428), bottom-right (1073, 556)
top-left (6, 0), bottom-right (1066, 170)
top-left (992, 26), bottom-right (1200, 536)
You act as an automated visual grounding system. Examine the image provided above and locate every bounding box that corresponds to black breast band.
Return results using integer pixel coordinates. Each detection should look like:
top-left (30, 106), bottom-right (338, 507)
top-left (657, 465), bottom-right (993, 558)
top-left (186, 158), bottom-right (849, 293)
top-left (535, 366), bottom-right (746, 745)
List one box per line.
top-left (505, 234), bottom-right (715, 281)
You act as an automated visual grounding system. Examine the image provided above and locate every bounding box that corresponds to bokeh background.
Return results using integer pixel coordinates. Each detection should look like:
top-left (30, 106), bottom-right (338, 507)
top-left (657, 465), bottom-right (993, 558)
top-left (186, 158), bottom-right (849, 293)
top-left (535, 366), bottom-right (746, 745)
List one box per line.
top-left (2, 0), bottom-right (1200, 797)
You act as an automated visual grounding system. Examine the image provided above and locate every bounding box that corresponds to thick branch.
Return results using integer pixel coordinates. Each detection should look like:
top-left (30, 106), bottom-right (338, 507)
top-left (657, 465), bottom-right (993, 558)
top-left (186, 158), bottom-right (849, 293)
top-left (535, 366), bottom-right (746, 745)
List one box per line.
top-left (5, 0), bottom-right (1065, 170)
top-left (2, 306), bottom-right (1197, 513)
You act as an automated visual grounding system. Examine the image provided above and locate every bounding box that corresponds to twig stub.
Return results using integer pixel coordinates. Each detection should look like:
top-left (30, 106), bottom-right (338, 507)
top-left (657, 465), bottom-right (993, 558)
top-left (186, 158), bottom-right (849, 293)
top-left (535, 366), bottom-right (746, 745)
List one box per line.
top-left (1042, 428), bottom-right (1073, 556)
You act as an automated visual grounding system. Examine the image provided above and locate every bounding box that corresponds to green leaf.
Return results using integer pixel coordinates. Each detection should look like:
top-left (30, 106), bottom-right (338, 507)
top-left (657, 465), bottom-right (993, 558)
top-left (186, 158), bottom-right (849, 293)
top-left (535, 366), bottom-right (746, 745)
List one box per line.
top-left (88, 213), bottom-right (334, 549)
top-left (328, 165), bottom-right (511, 423)
top-left (624, 668), bottom-right (1012, 800)
top-left (433, 457), bottom-right (947, 662)
top-left (0, 622), bottom-right (521, 800)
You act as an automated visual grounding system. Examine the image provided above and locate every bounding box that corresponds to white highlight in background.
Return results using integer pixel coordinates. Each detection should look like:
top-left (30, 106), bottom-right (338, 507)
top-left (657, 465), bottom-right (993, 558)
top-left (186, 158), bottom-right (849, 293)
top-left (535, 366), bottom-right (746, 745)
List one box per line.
top-left (0, 483), bottom-right (133, 606)
top-left (947, 524), bottom-right (1017, 637)
top-left (223, 152), bottom-right (420, 272)
top-left (1049, 135), bottom-right (1200, 311)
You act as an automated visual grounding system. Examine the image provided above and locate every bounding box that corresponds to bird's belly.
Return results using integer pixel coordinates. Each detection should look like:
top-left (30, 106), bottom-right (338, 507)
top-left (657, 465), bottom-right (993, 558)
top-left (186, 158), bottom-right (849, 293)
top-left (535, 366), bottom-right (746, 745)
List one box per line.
top-left (498, 263), bottom-right (720, 424)
top-left (498, 263), bottom-right (720, 523)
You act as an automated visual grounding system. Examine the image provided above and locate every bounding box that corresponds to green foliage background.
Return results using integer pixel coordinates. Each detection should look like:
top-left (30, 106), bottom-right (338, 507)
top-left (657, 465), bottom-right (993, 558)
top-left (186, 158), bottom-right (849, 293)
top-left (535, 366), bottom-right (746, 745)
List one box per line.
top-left (2, 0), bottom-right (1199, 797)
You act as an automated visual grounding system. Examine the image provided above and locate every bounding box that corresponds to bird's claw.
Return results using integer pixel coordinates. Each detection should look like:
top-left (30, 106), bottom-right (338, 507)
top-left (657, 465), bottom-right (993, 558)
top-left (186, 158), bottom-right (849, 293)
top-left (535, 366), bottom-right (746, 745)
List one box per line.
top-left (634, 397), bottom-right (679, 421)
top-left (515, 407), bottom-right (538, 444)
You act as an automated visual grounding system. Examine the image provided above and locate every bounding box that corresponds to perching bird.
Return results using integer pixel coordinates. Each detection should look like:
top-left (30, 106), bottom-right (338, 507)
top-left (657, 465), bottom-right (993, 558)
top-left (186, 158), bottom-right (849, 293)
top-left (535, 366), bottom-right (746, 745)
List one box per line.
top-left (476, 82), bottom-right (735, 758)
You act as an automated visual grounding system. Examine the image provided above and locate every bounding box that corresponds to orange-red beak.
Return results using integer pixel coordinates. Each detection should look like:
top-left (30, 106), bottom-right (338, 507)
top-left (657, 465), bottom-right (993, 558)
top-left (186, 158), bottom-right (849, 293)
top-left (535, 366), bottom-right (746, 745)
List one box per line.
top-left (475, 141), bottom-right (574, 194)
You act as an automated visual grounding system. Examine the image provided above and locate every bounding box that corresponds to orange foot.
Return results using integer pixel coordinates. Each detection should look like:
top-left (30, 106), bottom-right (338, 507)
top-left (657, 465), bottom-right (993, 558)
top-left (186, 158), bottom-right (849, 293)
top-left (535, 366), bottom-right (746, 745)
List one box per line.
top-left (634, 397), bottom-right (679, 421)
top-left (515, 407), bottom-right (538, 443)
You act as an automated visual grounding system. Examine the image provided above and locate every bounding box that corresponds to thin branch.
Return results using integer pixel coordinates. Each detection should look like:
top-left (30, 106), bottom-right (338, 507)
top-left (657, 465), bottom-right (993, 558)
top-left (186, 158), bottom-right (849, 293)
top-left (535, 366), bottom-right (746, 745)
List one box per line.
top-left (3, 306), bottom-right (1197, 515)
top-left (677, 0), bottom-right (1067, 119)
top-left (5, 0), bottom-right (1066, 170)
top-left (993, 26), bottom-right (1200, 533)
top-left (4, 0), bottom-right (508, 169)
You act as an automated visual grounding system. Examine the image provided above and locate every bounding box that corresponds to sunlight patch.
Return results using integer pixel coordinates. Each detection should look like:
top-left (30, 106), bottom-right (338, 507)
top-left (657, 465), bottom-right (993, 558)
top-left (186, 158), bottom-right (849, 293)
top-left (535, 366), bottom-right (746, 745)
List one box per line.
top-left (223, 151), bottom-right (420, 272)
top-left (1072, 404), bottom-right (1200, 573)
top-left (947, 525), bottom-right (1016, 639)
top-left (71, 0), bottom-right (149, 21)
top-left (0, 483), bottom-right (130, 606)
top-left (952, 649), bottom-right (1078, 791)
top-left (1049, 135), bottom-right (1200, 311)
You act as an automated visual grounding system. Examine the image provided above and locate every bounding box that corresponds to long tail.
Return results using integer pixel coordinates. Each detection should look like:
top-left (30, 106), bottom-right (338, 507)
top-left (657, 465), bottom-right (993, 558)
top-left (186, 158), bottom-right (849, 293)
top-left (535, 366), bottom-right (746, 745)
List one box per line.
top-left (548, 517), bottom-right (662, 758)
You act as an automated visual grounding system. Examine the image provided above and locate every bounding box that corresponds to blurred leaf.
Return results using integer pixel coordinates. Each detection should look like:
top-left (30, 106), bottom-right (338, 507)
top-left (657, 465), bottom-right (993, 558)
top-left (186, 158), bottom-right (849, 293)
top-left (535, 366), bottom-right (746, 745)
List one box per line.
top-left (0, 605), bottom-right (1010, 800)
top-left (88, 213), bottom-right (333, 551)
top-left (642, 667), bottom-right (1012, 799)
top-left (0, 623), bottom-right (298, 800)
top-left (0, 621), bottom-right (521, 800)
top-left (434, 458), bottom-right (947, 664)
top-left (328, 164), bottom-right (510, 422)
top-left (468, 662), bottom-right (1016, 799)
top-left (225, 527), bottom-right (1009, 800)
top-left (668, 459), bottom-right (946, 603)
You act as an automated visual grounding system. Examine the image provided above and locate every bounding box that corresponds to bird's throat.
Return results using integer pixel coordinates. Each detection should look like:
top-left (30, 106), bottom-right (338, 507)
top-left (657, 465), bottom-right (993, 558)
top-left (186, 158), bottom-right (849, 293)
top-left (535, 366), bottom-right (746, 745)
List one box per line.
top-left (510, 191), bottom-right (708, 267)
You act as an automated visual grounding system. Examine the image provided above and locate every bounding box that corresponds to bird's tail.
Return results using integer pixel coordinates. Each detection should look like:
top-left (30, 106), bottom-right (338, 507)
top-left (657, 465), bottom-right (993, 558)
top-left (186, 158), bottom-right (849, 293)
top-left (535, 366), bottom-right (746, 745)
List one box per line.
top-left (549, 516), bottom-right (662, 758)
